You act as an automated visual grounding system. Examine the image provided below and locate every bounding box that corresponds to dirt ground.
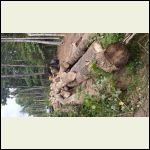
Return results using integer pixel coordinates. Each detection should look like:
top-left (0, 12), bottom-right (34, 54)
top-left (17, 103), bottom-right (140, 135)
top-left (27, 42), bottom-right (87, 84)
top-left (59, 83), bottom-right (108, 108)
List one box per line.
top-left (56, 33), bottom-right (149, 117)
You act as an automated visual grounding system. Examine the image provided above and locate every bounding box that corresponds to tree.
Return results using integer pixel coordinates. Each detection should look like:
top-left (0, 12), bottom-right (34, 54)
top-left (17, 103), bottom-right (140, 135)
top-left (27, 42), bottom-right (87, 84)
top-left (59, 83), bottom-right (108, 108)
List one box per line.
top-left (1, 88), bottom-right (10, 105)
top-left (1, 38), bottom-right (62, 45)
top-left (1, 34), bottom-right (54, 106)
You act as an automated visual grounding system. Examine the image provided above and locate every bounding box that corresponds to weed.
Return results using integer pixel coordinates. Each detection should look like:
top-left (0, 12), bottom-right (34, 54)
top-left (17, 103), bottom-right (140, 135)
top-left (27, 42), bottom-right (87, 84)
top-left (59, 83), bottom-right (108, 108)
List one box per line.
top-left (75, 84), bottom-right (83, 99)
top-left (90, 62), bottom-right (112, 78)
top-left (95, 33), bottom-right (124, 48)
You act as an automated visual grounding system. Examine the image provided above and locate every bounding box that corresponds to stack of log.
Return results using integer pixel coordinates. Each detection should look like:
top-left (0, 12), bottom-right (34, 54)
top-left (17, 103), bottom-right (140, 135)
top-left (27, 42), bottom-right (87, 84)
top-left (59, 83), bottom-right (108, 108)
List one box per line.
top-left (49, 33), bottom-right (135, 110)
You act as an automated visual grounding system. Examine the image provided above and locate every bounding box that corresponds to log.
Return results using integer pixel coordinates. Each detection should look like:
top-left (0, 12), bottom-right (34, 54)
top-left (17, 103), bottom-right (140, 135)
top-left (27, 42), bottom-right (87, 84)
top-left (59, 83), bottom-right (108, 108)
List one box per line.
top-left (60, 90), bottom-right (71, 98)
top-left (96, 52), bottom-right (118, 72)
top-left (70, 42), bottom-right (104, 84)
top-left (55, 94), bottom-right (65, 105)
top-left (59, 62), bottom-right (70, 72)
top-left (67, 42), bottom-right (119, 86)
top-left (27, 33), bottom-right (65, 37)
top-left (63, 86), bottom-right (69, 91)
top-left (54, 77), bottom-right (61, 82)
top-left (56, 72), bottom-right (77, 89)
top-left (62, 33), bottom-right (95, 71)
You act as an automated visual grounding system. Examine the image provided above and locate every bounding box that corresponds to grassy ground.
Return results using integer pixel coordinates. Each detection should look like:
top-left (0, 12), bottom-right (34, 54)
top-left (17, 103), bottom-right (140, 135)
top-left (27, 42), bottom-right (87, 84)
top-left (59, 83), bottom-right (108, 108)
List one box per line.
top-left (50, 33), bottom-right (149, 117)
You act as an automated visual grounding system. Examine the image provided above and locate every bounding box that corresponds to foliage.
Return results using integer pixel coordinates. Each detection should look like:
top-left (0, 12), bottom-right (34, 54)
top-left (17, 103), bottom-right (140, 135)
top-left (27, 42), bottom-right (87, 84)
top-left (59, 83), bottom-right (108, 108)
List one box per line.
top-left (1, 33), bottom-right (57, 117)
top-left (95, 33), bottom-right (124, 48)
top-left (75, 67), bottom-right (132, 117)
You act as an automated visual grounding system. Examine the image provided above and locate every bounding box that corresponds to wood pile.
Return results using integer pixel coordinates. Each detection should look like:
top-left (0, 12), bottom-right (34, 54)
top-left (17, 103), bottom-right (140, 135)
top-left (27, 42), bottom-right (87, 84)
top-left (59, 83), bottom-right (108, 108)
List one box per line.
top-left (49, 33), bottom-right (134, 110)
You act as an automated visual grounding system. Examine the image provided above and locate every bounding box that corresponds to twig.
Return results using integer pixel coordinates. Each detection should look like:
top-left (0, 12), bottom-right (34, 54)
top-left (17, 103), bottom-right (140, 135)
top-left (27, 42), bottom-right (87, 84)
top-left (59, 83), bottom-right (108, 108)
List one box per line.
top-left (138, 34), bottom-right (148, 43)
top-left (123, 33), bottom-right (136, 44)
top-left (137, 42), bottom-right (149, 54)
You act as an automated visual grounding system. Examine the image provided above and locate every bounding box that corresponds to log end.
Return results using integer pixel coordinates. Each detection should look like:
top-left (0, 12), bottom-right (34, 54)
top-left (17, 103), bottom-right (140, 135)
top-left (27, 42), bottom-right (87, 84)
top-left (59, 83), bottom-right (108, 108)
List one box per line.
top-left (93, 42), bottom-right (104, 53)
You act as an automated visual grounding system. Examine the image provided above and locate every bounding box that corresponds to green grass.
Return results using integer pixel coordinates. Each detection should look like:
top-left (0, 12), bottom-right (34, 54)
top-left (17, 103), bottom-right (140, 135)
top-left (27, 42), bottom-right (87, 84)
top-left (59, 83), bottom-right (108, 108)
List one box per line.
top-left (95, 33), bottom-right (124, 48)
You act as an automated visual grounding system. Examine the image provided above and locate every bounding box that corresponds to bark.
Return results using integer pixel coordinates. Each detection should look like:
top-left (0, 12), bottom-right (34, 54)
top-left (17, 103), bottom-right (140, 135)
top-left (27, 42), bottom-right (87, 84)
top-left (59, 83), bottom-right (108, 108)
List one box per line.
top-left (62, 33), bottom-right (95, 70)
top-left (1, 73), bottom-right (45, 78)
top-left (19, 87), bottom-right (47, 92)
top-left (1, 37), bottom-right (61, 40)
top-left (1, 39), bottom-right (62, 45)
top-left (59, 62), bottom-right (70, 72)
top-left (60, 90), bottom-right (71, 98)
top-left (1, 64), bottom-right (45, 68)
top-left (55, 72), bottom-right (77, 90)
top-left (16, 86), bottom-right (45, 89)
top-left (55, 94), bottom-right (65, 104)
top-left (34, 96), bottom-right (45, 98)
top-left (69, 42), bottom-right (103, 84)
top-left (96, 51), bottom-right (118, 72)
top-left (27, 33), bottom-right (65, 37)
top-left (33, 100), bottom-right (47, 102)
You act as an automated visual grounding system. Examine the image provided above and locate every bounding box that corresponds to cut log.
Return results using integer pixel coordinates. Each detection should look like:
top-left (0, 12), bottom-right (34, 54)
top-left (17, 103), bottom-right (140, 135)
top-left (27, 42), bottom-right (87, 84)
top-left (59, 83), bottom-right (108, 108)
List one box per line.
top-left (59, 61), bottom-right (70, 72)
top-left (64, 33), bottom-right (95, 68)
top-left (96, 52), bottom-right (118, 72)
top-left (67, 81), bottom-right (80, 88)
top-left (63, 86), bottom-right (69, 91)
top-left (56, 72), bottom-right (77, 90)
top-left (55, 94), bottom-right (65, 105)
top-left (60, 91), bottom-right (71, 98)
top-left (54, 77), bottom-right (61, 82)
top-left (67, 72), bottom-right (77, 82)
top-left (104, 42), bottom-right (129, 68)
top-left (27, 33), bottom-right (65, 37)
top-left (70, 42), bottom-right (103, 72)
top-left (67, 42), bottom-right (119, 86)
top-left (70, 41), bottom-right (103, 84)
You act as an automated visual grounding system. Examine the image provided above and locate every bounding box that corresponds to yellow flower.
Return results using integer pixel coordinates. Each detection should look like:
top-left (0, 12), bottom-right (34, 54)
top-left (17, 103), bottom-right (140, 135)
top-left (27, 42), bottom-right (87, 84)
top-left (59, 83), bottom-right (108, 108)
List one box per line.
top-left (119, 101), bottom-right (124, 106)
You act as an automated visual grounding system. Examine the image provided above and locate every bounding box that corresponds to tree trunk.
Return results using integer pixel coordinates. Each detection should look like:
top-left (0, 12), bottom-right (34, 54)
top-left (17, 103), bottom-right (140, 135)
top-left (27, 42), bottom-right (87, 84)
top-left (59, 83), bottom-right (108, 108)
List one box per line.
top-left (19, 87), bottom-right (47, 92)
top-left (1, 37), bottom-right (61, 40)
top-left (54, 72), bottom-right (77, 90)
top-left (33, 100), bottom-right (46, 102)
top-left (1, 64), bottom-right (45, 68)
top-left (15, 86), bottom-right (45, 89)
top-left (1, 38), bottom-right (62, 45)
top-left (61, 33), bottom-right (95, 71)
top-left (13, 60), bottom-right (26, 62)
top-left (67, 42), bottom-right (118, 86)
top-left (1, 73), bottom-right (45, 78)
top-left (27, 33), bottom-right (65, 37)
top-left (69, 42), bottom-right (103, 84)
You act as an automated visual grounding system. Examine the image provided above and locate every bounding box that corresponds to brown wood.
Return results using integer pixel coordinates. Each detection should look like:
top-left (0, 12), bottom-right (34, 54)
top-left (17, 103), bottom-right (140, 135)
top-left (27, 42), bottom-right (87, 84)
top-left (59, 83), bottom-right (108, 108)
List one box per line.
top-left (55, 72), bottom-right (77, 90)
top-left (104, 42), bottom-right (129, 68)
top-left (64, 33), bottom-right (95, 67)
top-left (63, 94), bottom-right (83, 105)
top-left (70, 42), bottom-right (104, 84)
top-left (60, 90), bottom-right (71, 98)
